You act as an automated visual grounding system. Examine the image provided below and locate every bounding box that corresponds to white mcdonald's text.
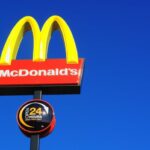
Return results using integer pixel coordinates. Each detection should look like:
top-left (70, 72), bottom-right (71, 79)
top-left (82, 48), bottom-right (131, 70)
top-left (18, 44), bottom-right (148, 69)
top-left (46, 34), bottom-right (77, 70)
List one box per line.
top-left (0, 68), bottom-right (79, 77)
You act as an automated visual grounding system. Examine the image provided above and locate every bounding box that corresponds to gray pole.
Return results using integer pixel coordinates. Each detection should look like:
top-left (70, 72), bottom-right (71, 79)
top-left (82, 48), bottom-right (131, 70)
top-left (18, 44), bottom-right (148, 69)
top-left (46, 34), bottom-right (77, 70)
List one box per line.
top-left (30, 90), bottom-right (42, 150)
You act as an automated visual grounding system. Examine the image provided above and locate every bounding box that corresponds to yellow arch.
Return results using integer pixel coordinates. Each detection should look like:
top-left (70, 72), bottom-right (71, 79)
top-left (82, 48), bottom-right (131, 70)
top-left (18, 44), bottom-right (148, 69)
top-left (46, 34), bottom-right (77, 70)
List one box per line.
top-left (0, 16), bottom-right (40, 65)
top-left (33, 15), bottom-right (78, 64)
top-left (0, 15), bottom-right (78, 65)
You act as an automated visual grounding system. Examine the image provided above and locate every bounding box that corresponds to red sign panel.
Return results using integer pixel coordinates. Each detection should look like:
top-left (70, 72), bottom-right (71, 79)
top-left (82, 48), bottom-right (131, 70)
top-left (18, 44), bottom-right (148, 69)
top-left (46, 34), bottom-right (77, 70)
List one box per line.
top-left (0, 59), bottom-right (84, 86)
top-left (0, 58), bottom-right (84, 95)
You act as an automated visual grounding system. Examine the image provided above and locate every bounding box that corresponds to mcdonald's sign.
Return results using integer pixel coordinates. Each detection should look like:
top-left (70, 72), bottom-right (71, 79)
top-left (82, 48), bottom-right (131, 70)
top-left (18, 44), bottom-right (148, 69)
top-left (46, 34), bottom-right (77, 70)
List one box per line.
top-left (0, 16), bottom-right (84, 95)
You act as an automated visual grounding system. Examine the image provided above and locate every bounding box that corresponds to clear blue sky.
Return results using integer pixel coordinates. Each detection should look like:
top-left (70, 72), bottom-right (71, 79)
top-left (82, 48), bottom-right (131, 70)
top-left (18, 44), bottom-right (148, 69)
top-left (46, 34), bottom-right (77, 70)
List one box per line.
top-left (0, 0), bottom-right (150, 150)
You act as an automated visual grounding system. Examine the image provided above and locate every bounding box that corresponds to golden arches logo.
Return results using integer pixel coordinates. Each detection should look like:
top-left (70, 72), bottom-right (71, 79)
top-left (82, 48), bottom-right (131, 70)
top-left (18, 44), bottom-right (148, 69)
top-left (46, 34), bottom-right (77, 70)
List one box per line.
top-left (0, 15), bottom-right (78, 65)
top-left (0, 15), bottom-right (84, 95)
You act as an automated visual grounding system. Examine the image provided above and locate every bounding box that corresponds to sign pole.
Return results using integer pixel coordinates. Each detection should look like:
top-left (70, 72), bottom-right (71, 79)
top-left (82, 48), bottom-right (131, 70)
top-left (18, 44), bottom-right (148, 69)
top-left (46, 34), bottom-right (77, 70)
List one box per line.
top-left (30, 90), bottom-right (42, 150)
top-left (17, 89), bottom-right (56, 150)
top-left (30, 134), bottom-right (40, 150)
top-left (6, 15), bottom-right (84, 150)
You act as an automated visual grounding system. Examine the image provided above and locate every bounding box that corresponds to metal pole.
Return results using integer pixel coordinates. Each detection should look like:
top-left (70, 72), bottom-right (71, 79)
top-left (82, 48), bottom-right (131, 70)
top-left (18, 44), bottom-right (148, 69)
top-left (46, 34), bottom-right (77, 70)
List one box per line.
top-left (30, 90), bottom-right (42, 150)
top-left (30, 134), bottom-right (40, 150)
top-left (34, 90), bottom-right (42, 99)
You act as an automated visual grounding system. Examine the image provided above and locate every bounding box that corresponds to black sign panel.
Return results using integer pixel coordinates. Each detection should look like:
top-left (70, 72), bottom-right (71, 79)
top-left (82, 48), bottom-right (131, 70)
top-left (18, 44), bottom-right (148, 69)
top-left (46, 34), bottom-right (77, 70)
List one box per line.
top-left (17, 100), bottom-right (56, 137)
